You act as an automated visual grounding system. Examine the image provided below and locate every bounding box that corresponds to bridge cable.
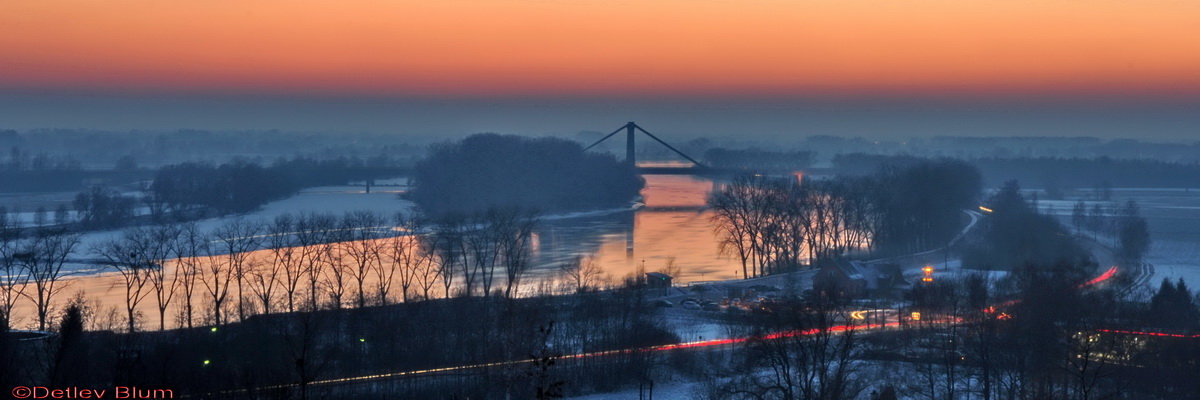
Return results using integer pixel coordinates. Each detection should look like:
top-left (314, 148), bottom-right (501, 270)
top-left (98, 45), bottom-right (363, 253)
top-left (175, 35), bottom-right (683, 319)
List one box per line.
top-left (634, 124), bottom-right (708, 168)
top-left (582, 125), bottom-right (629, 151)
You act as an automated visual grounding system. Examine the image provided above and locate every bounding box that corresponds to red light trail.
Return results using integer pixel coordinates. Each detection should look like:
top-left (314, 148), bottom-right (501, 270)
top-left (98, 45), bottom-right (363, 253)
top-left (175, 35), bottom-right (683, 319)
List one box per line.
top-left (1096, 328), bottom-right (1200, 339)
top-left (207, 262), bottom-right (1177, 398)
top-left (1081, 265), bottom-right (1118, 287)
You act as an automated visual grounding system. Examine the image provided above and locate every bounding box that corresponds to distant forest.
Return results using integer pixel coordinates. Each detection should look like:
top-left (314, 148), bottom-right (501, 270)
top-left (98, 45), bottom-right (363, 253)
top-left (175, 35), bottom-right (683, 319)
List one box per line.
top-left (833, 153), bottom-right (1200, 190)
top-left (408, 134), bottom-right (645, 215)
top-left (703, 148), bottom-right (816, 170)
top-left (52, 157), bottom-right (407, 229)
top-left (147, 157), bottom-right (406, 218)
top-left (709, 159), bottom-right (981, 278)
top-left (0, 129), bottom-right (430, 169)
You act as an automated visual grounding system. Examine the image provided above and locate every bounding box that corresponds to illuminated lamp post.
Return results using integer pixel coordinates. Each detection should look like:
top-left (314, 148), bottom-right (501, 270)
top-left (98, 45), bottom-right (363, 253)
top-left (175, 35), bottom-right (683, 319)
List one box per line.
top-left (922, 265), bottom-right (934, 283)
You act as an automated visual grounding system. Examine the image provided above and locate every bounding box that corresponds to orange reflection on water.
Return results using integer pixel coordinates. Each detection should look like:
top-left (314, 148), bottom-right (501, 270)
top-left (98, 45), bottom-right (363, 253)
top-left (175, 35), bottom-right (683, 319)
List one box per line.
top-left (5, 176), bottom-right (739, 331)
top-left (583, 175), bottom-right (742, 283)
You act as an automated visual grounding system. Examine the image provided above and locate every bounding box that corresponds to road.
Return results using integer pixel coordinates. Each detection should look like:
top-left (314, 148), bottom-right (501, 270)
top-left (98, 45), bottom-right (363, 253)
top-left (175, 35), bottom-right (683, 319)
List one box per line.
top-left (193, 208), bottom-right (1150, 397)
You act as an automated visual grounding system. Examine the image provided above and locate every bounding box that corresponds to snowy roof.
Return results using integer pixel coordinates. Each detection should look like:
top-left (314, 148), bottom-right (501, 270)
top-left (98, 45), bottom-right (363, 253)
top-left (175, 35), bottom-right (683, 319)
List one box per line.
top-left (646, 272), bottom-right (672, 280)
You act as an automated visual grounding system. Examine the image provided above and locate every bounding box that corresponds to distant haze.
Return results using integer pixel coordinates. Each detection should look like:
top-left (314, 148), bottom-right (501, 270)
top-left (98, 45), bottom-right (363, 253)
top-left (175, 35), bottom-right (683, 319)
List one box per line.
top-left (1, 91), bottom-right (1196, 142)
top-left (2, 0), bottom-right (1198, 140)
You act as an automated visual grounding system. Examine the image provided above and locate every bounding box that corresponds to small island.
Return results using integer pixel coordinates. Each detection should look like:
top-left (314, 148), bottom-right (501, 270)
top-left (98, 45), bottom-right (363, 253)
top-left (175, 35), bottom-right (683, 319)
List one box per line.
top-left (407, 133), bottom-right (645, 215)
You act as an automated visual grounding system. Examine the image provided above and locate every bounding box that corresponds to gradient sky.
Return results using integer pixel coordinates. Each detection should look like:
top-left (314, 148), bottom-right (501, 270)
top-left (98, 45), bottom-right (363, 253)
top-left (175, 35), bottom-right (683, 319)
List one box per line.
top-left (2, 0), bottom-right (1198, 138)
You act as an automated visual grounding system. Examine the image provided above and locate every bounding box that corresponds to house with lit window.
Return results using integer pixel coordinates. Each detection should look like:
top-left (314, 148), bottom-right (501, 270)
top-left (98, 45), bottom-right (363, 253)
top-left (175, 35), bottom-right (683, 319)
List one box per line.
top-left (645, 272), bottom-right (672, 295)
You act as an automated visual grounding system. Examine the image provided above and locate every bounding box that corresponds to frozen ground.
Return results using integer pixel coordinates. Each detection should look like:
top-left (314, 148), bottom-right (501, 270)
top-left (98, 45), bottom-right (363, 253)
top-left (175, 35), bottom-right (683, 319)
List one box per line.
top-left (1146, 240), bottom-right (1200, 291)
top-left (565, 381), bottom-right (699, 400)
top-left (1040, 189), bottom-right (1200, 295)
top-left (61, 185), bottom-right (415, 274)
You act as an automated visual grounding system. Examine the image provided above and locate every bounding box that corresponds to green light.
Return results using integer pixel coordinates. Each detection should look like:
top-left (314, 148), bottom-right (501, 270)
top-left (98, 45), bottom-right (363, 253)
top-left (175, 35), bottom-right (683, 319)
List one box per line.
top-left (210, 327), bottom-right (218, 333)
top-left (359, 338), bottom-right (366, 343)
top-left (203, 360), bottom-right (211, 365)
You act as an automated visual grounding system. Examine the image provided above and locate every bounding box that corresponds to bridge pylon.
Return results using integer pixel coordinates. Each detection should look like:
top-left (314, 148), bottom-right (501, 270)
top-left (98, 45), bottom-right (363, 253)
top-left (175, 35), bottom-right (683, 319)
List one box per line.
top-left (583, 122), bottom-right (707, 169)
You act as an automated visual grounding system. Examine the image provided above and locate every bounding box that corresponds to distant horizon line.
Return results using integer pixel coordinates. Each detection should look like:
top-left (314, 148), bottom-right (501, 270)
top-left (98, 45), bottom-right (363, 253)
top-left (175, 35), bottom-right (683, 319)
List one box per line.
top-left (4, 126), bottom-right (1198, 145)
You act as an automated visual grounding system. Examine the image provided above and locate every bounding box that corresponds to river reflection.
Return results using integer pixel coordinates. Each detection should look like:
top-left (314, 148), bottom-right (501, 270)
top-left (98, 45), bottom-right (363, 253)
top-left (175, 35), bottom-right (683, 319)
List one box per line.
top-left (5, 175), bottom-right (737, 330)
top-left (530, 175), bottom-right (739, 283)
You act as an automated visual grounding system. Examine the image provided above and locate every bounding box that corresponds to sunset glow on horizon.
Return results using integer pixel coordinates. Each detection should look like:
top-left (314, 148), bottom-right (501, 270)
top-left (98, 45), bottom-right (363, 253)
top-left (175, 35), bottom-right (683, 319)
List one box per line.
top-left (3, 0), bottom-right (1200, 99)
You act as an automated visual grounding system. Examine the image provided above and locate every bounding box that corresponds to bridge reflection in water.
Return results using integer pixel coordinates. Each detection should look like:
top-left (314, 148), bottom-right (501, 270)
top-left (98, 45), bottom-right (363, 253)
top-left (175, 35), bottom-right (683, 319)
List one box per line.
top-left (529, 175), bottom-right (743, 284)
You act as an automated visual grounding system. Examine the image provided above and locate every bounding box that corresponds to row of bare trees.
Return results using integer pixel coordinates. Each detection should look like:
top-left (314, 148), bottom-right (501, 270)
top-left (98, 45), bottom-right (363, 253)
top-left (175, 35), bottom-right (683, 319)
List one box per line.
top-left (0, 208), bottom-right (83, 332)
top-left (426, 207), bottom-right (541, 298)
top-left (709, 175), bottom-right (879, 279)
top-left (4, 206), bottom-right (543, 333)
top-left (710, 161), bottom-right (982, 279)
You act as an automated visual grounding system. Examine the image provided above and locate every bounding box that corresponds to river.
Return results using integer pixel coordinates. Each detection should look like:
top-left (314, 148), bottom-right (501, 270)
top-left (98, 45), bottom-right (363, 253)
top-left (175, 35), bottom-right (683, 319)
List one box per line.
top-left (528, 174), bottom-right (740, 283)
top-left (5, 174), bottom-right (741, 331)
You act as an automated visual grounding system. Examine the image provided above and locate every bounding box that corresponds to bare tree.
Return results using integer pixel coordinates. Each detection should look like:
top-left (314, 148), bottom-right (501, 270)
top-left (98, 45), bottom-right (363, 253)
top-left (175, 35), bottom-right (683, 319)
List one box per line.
top-left (906, 279), bottom-right (966, 400)
top-left (431, 215), bottom-right (467, 298)
top-left (297, 212), bottom-right (337, 310)
top-left (0, 208), bottom-right (27, 326)
top-left (266, 214), bottom-right (306, 312)
top-left (246, 256), bottom-right (278, 315)
top-left (338, 211), bottom-right (388, 307)
top-left (213, 218), bottom-right (262, 321)
top-left (93, 227), bottom-right (162, 332)
top-left (321, 245), bottom-right (348, 309)
top-left (499, 208), bottom-right (538, 299)
top-left (384, 212), bottom-right (424, 303)
top-left (709, 176), bottom-right (757, 279)
top-left (276, 309), bottom-right (336, 400)
top-left (173, 222), bottom-right (209, 329)
top-left (202, 232), bottom-right (238, 325)
top-left (720, 296), bottom-right (863, 400)
top-left (413, 234), bottom-right (442, 301)
top-left (461, 213), bottom-right (495, 297)
top-left (558, 255), bottom-right (603, 294)
top-left (144, 224), bottom-right (182, 330)
top-left (656, 256), bottom-right (681, 279)
top-left (19, 226), bottom-right (81, 331)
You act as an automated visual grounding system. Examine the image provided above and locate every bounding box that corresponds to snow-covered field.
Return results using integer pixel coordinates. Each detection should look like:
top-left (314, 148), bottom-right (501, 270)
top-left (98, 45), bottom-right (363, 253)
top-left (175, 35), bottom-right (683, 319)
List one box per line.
top-left (1041, 189), bottom-right (1200, 293)
top-left (1146, 240), bottom-right (1200, 291)
top-left (565, 381), bottom-right (699, 400)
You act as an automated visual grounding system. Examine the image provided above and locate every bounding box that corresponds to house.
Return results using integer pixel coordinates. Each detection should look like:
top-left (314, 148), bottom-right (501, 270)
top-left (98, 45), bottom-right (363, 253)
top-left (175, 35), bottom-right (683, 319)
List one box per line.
top-left (814, 258), bottom-right (911, 299)
top-left (814, 258), bottom-right (868, 298)
top-left (645, 272), bottom-right (672, 295)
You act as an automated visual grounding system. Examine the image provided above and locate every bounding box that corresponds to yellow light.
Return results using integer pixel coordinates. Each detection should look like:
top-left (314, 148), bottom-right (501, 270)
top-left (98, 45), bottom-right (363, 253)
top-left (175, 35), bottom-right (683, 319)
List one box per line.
top-left (911, 312), bottom-right (921, 321)
top-left (979, 206), bottom-right (994, 213)
top-left (922, 265), bottom-right (933, 274)
top-left (922, 277), bottom-right (933, 282)
top-left (203, 360), bottom-right (211, 365)
top-left (211, 327), bottom-right (218, 332)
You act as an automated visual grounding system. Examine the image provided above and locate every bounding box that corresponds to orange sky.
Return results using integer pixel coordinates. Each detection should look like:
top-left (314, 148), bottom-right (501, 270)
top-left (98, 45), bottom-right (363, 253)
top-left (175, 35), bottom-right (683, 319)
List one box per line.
top-left (2, 0), bottom-right (1199, 98)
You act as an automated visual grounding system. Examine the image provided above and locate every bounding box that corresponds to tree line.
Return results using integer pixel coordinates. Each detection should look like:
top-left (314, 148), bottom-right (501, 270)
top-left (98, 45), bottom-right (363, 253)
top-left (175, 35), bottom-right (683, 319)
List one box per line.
top-left (1071, 199), bottom-right (1151, 266)
top-left (702, 148), bottom-right (816, 171)
top-left (0, 211), bottom-right (80, 332)
top-left (700, 180), bottom-right (1191, 399)
top-left (408, 133), bottom-right (645, 215)
top-left (962, 181), bottom-right (1092, 271)
top-left (1, 254), bottom-right (678, 400)
top-left (709, 159), bottom-right (981, 278)
top-left (148, 157), bottom-right (403, 219)
top-left (6, 156), bottom-right (411, 233)
top-left (0, 206), bottom-right (550, 334)
top-left (833, 152), bottom-right (1200, 191)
